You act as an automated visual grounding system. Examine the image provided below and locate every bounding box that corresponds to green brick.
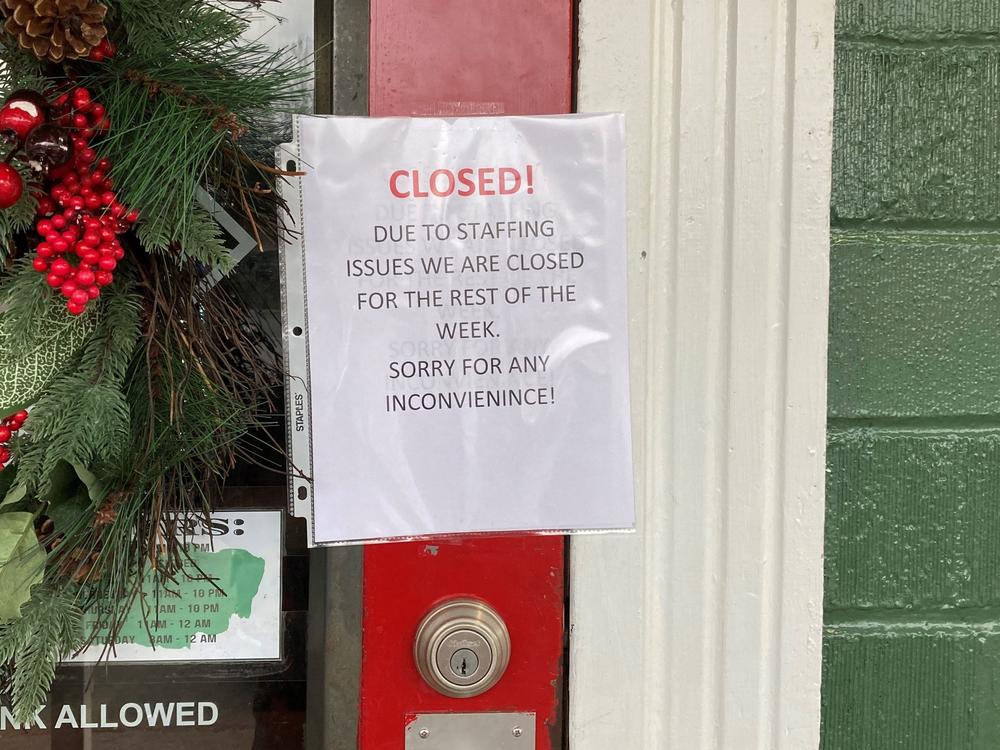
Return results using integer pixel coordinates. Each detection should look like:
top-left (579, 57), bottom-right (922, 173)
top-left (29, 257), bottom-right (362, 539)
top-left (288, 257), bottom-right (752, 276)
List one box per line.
top-left (826, 429), bottom-right (1000, 610)
top-left (837, 0), bottom-right (1000, 39)
top-left (832, 46), bottom-right (1000, 224)
top-left (822, 627), bottom-right (1000, 749)
top-left (828, 231), bottom-right (1000, 418)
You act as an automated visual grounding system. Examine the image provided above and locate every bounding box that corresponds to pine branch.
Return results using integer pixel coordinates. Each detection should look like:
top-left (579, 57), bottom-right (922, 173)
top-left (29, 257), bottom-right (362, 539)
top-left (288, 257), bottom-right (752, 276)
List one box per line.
top-left (137, 200), bottom-right (233, 271)
top-left (0, 586), bottom-right (82, 723)
top-left (65, 0), bottom-right (308, 252)
top-left (0, 39), bottom-right (46, 97)
top-left (15, 376), bottom-right (130, 497)
top-left (108, 0), bottom-right (246, 59)
top-left (82, 78), bottom-right (223, 246)
top-left (76, 283), bottom-right (142, 388)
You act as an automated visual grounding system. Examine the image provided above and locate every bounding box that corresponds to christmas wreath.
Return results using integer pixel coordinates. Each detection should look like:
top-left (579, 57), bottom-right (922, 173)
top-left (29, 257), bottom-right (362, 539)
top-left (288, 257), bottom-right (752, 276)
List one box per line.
top-left (0, 0), bottom-right (305, 718)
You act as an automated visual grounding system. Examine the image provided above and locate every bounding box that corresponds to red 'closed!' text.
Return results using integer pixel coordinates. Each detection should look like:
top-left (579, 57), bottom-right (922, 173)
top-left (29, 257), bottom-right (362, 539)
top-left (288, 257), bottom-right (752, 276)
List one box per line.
top-left (389, 165), bottom-right (535, 198)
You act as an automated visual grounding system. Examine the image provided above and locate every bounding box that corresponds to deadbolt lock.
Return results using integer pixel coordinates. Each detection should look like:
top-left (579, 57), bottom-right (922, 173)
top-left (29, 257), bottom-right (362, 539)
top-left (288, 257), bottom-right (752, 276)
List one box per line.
top-left (414, 598), bottom-right (511, 698)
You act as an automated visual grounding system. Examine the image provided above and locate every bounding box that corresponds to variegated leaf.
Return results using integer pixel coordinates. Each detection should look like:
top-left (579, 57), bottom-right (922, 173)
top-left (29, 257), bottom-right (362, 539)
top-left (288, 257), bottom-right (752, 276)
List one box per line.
top-left (0, 300), bottom-right (95, 417)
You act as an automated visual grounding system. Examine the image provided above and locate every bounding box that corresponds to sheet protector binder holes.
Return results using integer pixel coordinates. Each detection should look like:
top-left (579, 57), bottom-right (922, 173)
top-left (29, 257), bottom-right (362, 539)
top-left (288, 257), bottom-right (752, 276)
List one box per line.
top-left (292, 326), bottom-right (303, 336)
top-left (297, 485), bottom-right (308, 501)
top-left (286, 159), bottom-right (296, 171)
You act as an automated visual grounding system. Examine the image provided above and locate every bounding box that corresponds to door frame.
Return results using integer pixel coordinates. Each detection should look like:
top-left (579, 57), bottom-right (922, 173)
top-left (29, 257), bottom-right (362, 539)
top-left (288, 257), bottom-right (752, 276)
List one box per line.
top-left (569, 1), bottom-right (836, 747)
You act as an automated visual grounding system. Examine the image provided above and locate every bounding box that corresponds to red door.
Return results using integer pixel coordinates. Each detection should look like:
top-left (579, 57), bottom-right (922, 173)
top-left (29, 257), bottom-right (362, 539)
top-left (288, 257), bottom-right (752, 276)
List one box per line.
top-left (359, 2), bottom-right (574, 747)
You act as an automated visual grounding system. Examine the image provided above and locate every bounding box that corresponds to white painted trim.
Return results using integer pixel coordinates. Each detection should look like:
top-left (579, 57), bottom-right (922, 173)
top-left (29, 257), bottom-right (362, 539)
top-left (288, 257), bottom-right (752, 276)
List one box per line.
top-left (569, 1), bottom-right (835, 748)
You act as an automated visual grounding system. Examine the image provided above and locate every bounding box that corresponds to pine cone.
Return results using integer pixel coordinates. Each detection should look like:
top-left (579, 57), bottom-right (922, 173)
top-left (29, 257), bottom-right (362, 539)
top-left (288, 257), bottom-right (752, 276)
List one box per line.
top-left (58, 547), bottom-right (101, 583)
top-left (2, 0), bottom-right (107, 62)
top-left (34, 515), bottom-right (63, 552)
top-left (94, 494), bottom-right (119, 525)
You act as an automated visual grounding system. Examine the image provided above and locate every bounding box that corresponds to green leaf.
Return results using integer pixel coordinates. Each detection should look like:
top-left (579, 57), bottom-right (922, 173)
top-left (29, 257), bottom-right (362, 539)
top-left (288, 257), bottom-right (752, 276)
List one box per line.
top-left (0, 297), bottom-right (97, 416)
top-left (69, 462), bottom-right (108, 503)
top-left (0, 512), bottom-right (44, 621)
top-left (43, 461), bottom-right (107, 534)
top-left (0, 482), bottom-right (25, 510)
top-left (40, 460), bottom-right (107, 505)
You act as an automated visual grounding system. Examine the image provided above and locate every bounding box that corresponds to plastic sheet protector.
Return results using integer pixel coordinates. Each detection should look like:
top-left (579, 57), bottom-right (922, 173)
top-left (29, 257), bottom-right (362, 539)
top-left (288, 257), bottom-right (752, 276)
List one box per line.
top-left (282, 114), bottom-right (635, 545)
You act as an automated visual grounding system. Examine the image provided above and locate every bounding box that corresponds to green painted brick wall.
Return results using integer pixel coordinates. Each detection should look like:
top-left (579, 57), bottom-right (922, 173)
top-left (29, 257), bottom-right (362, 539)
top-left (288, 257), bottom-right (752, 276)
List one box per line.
top-left (826, 429), bottom-right (1000, 609)
top-left (837, 0), bottom-right (1000, 38)
top-left (823, 629), bottom-right (1000, 749)
top-left (832, 48), bottom-right (1000, 224)
top-left (823, 1), bottom-right (1000, 747)
top-left (828, 232), bottom-right (1000, 418)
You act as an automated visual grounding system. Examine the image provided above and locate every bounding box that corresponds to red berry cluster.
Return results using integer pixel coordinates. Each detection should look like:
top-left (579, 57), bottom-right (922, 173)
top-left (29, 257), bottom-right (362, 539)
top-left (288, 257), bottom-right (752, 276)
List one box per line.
top-left (0, 410), bottom-right (27, 470)
top-left (87, 38), bottom-right (117, 62)
top-left (30, 87), bottom-right (137, 316)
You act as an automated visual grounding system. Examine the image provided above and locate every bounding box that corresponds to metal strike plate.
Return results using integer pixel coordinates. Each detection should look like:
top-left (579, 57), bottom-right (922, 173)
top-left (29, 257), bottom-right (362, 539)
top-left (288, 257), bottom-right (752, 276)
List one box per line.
top-left (405, 713), bottom-right (535, 749)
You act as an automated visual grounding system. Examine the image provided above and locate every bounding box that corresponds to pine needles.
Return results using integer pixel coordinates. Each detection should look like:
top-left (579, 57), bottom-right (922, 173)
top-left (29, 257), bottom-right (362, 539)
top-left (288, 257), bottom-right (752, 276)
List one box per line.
top-left (109, 0), bottom-right (246, 58)
top-left (0, 588), bottom-right (82, 720)
top-left (75, 0), bottom-right (309, 256)
top-left (137, 200), bottom-right (234, 271)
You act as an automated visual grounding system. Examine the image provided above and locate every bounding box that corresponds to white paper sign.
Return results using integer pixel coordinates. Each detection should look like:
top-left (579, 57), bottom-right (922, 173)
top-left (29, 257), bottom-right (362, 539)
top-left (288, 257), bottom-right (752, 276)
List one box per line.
top-left (72, 511), bottom-right (282, 663)
top-left (295, 113), bottom-right (634, 544)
